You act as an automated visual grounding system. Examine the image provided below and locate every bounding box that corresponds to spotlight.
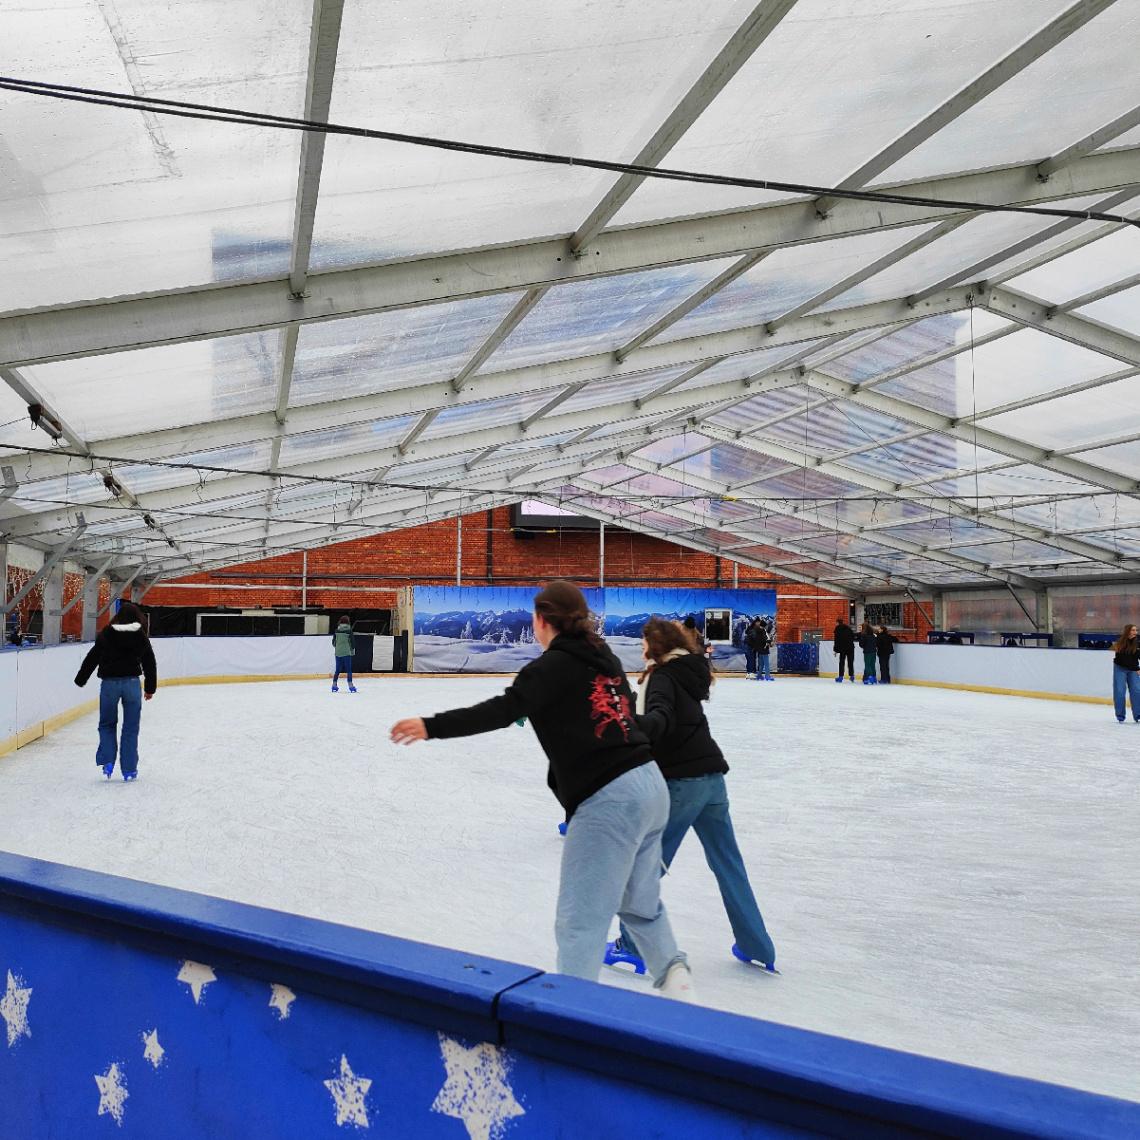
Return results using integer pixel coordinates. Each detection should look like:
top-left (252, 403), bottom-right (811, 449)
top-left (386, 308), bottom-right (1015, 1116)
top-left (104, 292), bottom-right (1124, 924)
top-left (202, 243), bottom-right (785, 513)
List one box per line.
top-left (27, 404), bottom-right (63, 441)
top-left (103, 473), bottom-right (123, 498)
top-left (143, 513), bottom-right (157, 530)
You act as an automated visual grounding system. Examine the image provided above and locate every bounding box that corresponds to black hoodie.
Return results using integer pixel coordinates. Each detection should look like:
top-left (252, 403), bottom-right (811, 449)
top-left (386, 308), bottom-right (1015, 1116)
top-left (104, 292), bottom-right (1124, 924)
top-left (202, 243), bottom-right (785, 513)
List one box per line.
top-left (75, 621), bottom-right (158, 694)
top-left (423, 633), bottom-right (653, 819)
top-left (637, 653), bottom-right (728, 780)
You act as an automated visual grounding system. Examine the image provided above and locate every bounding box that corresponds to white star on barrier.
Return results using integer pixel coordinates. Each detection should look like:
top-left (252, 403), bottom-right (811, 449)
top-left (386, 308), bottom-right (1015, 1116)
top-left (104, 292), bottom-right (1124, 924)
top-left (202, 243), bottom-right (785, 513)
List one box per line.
top-left (142, 1029), bottom-right (165, 1068)
top-left (431, 1034), bottom-right (525, 1140)
top-left (324, 1054), bottom-right (372, 1128)
top-left (177, 960), bottom-right (216, 1004)
top-left (95, 1062), bottom-right (129, 1125)
top-left (269, 983), bottom-right (296, 1020)
top-left (1, 970), bottom-right (32, 1047)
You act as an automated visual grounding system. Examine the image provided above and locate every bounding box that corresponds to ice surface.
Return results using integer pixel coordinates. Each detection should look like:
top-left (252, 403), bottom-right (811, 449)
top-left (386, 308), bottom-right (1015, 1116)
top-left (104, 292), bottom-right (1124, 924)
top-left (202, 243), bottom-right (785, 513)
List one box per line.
top-left (0, 677), bottom-right (1136, 1102)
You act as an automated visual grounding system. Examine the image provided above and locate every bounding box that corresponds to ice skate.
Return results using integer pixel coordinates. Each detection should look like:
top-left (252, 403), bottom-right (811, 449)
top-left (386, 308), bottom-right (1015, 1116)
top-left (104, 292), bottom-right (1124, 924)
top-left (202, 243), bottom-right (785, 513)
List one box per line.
top-left (348, 685), bottom-right (357, 693)
top-left (658, 960), bottom-right (696, 1001)
top-left (732, 944), bottom-right (778, 973)
top-left (835, 676), bottom-right (843, 683)
top-left (102, 762), bottom-right (115, 779)
top-left (745, 672), bottom-right (755, 679)
top-left (604, 938), bottom-right (645, 975)
top-left (331, 684), bottom-right (339, 692)
top-left (123, 772), bottom-right (137, 782)
top-left (557, 821), bottom-right (567, 836)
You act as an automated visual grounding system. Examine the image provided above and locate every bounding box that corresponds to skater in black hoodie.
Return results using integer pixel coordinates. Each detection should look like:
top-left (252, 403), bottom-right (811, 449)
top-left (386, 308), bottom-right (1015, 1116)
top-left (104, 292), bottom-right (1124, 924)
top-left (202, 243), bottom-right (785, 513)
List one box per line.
top-left (390, 581), bottom-right (693, 999)
top-left (609, 618), bottom-right (776, 973)
top-left (75, 601), bottom-right (157, 781)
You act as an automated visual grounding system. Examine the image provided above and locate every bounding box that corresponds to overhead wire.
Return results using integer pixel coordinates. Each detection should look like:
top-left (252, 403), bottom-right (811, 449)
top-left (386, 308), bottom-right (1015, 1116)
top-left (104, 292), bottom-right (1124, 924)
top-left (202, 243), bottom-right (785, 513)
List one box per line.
top-left (2, 75), bottom-right (1139, 230)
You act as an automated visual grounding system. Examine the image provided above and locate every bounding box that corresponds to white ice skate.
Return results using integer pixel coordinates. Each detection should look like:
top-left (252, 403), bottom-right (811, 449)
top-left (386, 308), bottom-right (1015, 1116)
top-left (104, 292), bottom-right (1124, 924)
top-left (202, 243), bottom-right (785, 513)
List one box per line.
top-left (658, 961), bottom-right (697, 1003)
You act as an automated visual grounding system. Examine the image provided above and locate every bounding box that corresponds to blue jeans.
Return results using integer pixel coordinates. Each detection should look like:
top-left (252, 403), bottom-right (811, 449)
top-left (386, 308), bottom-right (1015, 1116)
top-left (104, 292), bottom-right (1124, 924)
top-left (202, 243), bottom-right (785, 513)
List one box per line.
top-left (757, 652), bottom-right (771, 679)
top-left (333, 655), bottom-right (353, 685)
top-left (97, 677), bottom-right (142, 774)
top-left (744, 647), bottom-right (756, 674)
top-left (1113, 664), bottom-right (1140, 720)
top-left (621, 772), bottom-right (775, 966)
top-left (557, 763), bottom-right (683, 986)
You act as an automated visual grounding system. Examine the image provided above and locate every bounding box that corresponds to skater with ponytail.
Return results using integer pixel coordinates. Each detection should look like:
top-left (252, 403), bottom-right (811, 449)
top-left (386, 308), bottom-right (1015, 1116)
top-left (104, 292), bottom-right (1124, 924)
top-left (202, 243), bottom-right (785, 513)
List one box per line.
top-left (390, 581), bottom-right (694, 999)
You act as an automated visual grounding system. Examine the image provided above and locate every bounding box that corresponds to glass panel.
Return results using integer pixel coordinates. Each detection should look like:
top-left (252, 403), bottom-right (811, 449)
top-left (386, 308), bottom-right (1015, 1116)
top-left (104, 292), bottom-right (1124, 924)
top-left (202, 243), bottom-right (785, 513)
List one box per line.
top-left (289, 295), bottom-right (518, 408)
top-left (277, 416), bottom-right (415, 468)
top-left (424, 391), bottom-right (549, 438)
top-left (755, 402), bottom-right (915, 454)
top-left (659, 229), bottom-right (930, 345)
top-left (557, 367), bottom-right (693, 415)
top-left (679, 342), bottom-right (833, 392)
top-left (0, 0), bottom-right (309, 311)
top-left (742, 468), bottom-right (864, 499)
top-left (7, 471), bottom-right (107, 515)
top-left (834, 433), bottom-right (977, 483)
top-left (1078, 441), bottom-right (1140, 480)
top-left (923, 464), bottom-right (1097, 498)
top-left (706, 385), bottom-right (816, 433)
top-left (22, 333), bottom-right (280, 441)
top-left (310, 0), bottom-right (752, 266)
top-left (1007, 227), bottom-right (1140, 305)
top-left (613, 0), bottom-right (1066, 225)
top-left (113, 442), bottom-right (273, 496)
top-left (1077, 284), bottom-right (1140, 338)
top-left (877, 3), bottom-right (1140, 184)
top-left (481, 261), bottom-right (738, 373)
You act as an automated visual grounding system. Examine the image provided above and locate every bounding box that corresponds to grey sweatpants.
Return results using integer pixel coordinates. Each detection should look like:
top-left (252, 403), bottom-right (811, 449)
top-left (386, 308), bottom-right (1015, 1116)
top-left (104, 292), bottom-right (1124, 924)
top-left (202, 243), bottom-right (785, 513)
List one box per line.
top-left (555, 762), bottom-right (684, 986)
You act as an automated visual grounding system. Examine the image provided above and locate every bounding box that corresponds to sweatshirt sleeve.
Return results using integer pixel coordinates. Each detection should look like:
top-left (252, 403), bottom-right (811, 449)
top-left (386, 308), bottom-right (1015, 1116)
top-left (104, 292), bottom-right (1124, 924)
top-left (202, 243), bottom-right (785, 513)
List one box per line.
top-left (637, 673), bottom-right (677, 743)
top-left (424, 661), bottom-right (546, 739)
top-left (74, 638), bottom-right (102, 687)
top-left (140, 637), bottom-right (158, 695)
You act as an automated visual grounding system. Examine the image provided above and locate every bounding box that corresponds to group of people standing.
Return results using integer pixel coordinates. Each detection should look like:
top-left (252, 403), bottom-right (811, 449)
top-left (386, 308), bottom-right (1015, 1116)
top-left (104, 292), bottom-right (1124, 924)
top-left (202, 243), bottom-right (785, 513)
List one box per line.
top-left (391, 581), bottom-right (776, 1001)
top-left (743, 617), bottom-right (773, 680)
top-left (832, 618), bottom-right (898, 684)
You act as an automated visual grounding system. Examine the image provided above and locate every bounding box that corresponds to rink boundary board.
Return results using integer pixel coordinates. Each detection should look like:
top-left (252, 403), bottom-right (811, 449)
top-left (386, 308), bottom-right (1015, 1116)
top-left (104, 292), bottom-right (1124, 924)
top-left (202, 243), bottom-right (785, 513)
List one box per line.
top-left (816, 673), bottom-right (1114, 705)
top-left (0, 853), bottom-right (1136, 1140)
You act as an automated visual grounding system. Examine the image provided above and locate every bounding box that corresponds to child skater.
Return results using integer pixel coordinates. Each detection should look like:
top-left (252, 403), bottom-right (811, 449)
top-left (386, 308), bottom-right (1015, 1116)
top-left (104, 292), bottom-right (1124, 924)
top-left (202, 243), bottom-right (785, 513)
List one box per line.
top-left (608, 617), bottom-right (777, 974)
top-left (74, 600), bottom-right (157, 781)
top-left (331, 615), bottom-right (356, 692)
top-left (390, 581), bottom-right (695, 1000)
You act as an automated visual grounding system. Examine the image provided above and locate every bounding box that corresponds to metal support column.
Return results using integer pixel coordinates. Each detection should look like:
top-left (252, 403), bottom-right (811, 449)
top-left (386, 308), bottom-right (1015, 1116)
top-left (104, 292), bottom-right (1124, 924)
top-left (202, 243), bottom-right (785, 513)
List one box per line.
top-left (599, 522), bottom-right (605, 588)
top-left (41, 563), bottom-right (64, 645)
top-left (456, 511), bottom-right (462, 587)
top-left (302, 550), bottom-right (308, 609)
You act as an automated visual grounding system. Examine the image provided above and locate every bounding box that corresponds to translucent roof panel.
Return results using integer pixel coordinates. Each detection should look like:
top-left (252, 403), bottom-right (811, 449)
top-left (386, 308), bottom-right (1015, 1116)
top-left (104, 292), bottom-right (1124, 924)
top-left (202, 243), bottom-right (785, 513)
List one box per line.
top-left (612, 0), bottom-right (1069, 226)
top-left (20, 333), bottom-right (280, 442)
top-left (289, 295), bottom-right (519, 408)
top-left (277, 416), bottom-right (416, 468)
top-left (658, 228), bottom-right (932, 345)
top-left (1077, 285), bottom-right (1140, 338)
top-left (877, 3), bottom-right (1140, 186)
top-left (0, 0), bottom-right (309, 312)
top-left (1005, 228), bottom-right (1140, 306)
top-left (309, 0), bottom-right (752, 267)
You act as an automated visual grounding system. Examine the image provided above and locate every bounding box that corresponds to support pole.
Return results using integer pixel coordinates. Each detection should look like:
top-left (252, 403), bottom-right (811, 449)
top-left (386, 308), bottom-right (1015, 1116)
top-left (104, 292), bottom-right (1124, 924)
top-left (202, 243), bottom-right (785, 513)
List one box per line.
top-left (1004, 582), bottom-right (1039, 631)
top-left (302, 550), bottom-right (308, 609)
top-left (456, 511), bottom-right (462, 587)
top-left (733, 560), bottom-right (738, 589)
top-left (97, 565), bottom-right (144, 619)
top-left (41, 563), bottom-right (64, 645)
top-left (599, 521), bottom-right (605, 588)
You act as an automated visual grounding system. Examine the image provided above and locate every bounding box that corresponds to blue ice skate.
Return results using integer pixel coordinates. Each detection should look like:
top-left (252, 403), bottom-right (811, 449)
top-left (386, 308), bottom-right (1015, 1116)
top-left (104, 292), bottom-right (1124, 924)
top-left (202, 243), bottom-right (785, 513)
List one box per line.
top-left (331, 684), bottom-right (339, 692)
top-left (732, 944), bottom-right (778, 973)
top-left (123, 772), bottom-right (137, 782)
top-left (557, 822), bottom-right (567, 836)
top-left (605, 939), bottom-right (646, 975)
top-left (102, 762), bottom-right (115, 779)
top-left (348, 685), bottom-right (357, 693)
top-left (835, 676), bottom-right (843, 683)
top-left (1117, 715), bottom-right (1126, 722)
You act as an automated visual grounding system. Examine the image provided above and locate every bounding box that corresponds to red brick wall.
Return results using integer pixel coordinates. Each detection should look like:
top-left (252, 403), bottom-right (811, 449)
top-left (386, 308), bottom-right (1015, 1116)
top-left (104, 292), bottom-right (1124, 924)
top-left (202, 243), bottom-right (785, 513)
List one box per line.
top-left (146, 506), bottom-right (847, 636)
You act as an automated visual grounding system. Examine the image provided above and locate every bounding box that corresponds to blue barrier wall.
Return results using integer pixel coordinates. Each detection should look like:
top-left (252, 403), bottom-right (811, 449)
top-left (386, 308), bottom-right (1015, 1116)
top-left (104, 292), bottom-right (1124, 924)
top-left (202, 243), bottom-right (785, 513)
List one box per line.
top-left (1, 852), bottom-right (1136, 1139)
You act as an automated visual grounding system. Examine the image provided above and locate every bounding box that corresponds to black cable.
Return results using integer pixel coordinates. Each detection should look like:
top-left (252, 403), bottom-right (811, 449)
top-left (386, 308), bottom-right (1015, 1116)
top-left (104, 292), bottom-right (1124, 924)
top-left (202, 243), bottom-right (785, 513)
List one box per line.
top-left (2, 75), bottom-right (1138, 230)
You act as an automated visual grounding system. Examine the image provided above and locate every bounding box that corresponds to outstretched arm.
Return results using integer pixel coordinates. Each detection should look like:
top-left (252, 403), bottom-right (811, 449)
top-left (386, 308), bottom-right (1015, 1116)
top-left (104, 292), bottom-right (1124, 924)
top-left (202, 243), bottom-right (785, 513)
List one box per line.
top-left (390, 667), bottom-right (543, 745)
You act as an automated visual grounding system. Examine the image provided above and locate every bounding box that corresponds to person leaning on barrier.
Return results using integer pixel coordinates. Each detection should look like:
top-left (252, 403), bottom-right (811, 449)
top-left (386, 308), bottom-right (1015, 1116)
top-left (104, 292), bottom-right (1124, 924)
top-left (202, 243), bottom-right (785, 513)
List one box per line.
top-left (832, 618), bottom-right (855, 683)
top-left (876, 625), bottom-right (899, 685)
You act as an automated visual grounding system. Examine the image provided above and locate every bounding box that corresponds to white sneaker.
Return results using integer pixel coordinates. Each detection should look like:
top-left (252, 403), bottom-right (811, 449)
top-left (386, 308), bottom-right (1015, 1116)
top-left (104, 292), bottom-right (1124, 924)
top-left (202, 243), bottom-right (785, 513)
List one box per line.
top-left (658, 961), bottom-right (697, 1003)
top-left (745, 673), bottom-right (755, 679)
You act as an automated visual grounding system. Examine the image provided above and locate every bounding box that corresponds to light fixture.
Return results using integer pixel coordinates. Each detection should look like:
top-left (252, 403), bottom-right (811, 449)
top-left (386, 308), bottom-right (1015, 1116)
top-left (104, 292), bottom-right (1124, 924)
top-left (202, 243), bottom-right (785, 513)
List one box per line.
top-left (27, 404), bottom-right (63, 441)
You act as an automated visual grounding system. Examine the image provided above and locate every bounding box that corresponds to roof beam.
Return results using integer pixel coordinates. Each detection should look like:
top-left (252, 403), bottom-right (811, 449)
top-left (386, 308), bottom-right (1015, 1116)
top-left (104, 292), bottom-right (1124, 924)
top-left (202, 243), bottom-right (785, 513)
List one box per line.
top-left (2, 520), bottom-right (87, 615)
top-left (0, 366), bottom-right (89, 453)
top-left (570, 0), bottom-right (801, 252)
top-left (1038, 101), bottom-right (1140, 182)
top-left (815, 0), bottom-right (1120, 214)
top-left (4, 147), bottom-right (1137, 370)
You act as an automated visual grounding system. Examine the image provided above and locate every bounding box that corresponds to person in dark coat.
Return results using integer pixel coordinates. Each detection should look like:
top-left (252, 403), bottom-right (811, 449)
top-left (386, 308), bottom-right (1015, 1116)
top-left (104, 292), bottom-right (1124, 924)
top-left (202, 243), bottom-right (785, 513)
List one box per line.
top-left (876, 625), bottom-right (899, 684)
top-left (390, 581), bottom-right (694, 999)
top-left (743, 616), bottom-right (771, 679)
top-left (611, 617), bottom-right (776, 972)
top-left (857, 620), bottom-right (878, 684)
top-left (1112, 623), bottom-right (1140, 722)
top-left (74, 601), bottom-right (157, 781)
top-left (833, 618), bottom-right (855, 682)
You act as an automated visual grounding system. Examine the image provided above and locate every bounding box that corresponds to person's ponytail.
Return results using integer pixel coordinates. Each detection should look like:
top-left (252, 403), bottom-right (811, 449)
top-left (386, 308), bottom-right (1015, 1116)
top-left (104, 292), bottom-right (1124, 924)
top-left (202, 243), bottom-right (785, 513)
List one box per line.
top-left (533, 581), bottom-right (605, 647)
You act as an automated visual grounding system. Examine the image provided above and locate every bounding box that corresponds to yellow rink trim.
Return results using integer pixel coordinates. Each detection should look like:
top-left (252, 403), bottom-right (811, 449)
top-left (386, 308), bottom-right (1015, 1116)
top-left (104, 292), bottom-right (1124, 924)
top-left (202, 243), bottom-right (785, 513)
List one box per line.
top-left (818, 671), bottom-right (1113, 705)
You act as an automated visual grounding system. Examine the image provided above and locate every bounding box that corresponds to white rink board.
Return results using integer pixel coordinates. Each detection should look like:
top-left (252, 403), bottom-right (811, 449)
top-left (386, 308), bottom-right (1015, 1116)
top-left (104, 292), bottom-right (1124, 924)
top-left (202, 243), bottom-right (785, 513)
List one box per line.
top-left (819, 641), bottom-right (1115, 699)
top-left (0, 675), bottom-right (1136, 1104)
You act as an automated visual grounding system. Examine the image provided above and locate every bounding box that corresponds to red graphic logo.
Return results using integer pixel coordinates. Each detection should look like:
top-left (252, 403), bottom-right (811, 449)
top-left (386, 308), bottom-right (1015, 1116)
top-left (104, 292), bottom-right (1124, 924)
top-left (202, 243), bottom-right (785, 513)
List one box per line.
top-left (588, 674), bottom-right (632, 740)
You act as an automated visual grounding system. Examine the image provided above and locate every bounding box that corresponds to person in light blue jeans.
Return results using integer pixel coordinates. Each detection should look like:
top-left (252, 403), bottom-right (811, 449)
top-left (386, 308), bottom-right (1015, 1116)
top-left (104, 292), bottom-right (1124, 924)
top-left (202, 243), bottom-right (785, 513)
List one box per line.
top-left (557, 762), bottom-right (683, 982)
top-left (1111, 624), bottom-right (1140, 722)
top-left (98, 677), bottom-right (143, 775)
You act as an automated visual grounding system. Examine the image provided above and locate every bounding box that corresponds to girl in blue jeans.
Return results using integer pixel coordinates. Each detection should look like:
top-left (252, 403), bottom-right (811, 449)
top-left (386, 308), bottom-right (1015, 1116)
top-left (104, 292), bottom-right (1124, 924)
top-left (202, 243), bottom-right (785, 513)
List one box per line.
top-left (1112, 624), bottom-right (1140, 722)
top-left (610, 617), bottom-right (776, 972)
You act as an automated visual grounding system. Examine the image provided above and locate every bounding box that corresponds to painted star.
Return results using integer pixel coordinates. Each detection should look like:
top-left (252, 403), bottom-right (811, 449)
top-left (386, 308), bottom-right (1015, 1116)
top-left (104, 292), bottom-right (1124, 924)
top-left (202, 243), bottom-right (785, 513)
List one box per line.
top-left (432, 1034), bottom-right (525, 1140)
top-left (1, 970), bottom-right (32, 1047)
top-left (324, 1054), bottom-right (372, 1128)
top-left (269, 983), bottom-right (296, 1020)
top-left (177, 960), bottom-right (216, 1004)
top-left (95, 1062), bottom-right (129, 1125)
top-left (142, 1029), bottom-right (165, 1068)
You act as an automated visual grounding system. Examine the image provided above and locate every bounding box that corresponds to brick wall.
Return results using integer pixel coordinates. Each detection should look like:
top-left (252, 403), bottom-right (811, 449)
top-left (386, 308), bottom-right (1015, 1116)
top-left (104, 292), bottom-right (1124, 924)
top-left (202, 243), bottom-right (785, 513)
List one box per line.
top-left (145, 506), bottom-right (848, 637)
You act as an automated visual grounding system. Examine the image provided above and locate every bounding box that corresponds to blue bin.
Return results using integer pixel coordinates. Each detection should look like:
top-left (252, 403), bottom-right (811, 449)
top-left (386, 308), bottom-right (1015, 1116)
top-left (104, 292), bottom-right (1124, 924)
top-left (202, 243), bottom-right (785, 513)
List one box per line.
top-left (776, 642), bottom-right (818, 674)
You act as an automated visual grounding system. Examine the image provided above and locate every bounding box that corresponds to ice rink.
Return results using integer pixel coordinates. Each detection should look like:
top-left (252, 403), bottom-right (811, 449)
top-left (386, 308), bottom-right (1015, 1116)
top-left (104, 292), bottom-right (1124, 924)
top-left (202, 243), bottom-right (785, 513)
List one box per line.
top-left (0, 674), bottom-right (1136, 1102)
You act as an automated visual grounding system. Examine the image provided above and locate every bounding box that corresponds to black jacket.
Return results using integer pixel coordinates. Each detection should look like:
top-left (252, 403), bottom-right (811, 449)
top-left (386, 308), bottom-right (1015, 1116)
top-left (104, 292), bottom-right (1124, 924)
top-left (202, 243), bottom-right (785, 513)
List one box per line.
top-left (833, 622), bottom-right (855, 653)
top-left (637, 653), bottom-right (728, 780)
top-left (876, 630), bottom-right (899, 657)
top-left (424, 633), bottom-right (652, 819)
top-left (75, 623), bottom-right (157, 694)
top-left (1114, 646), bottom-right (1139, 671)
top-left (857, 628), bottom-right (878, 652)
top-left (744, 624), bottom-right (770, 652)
